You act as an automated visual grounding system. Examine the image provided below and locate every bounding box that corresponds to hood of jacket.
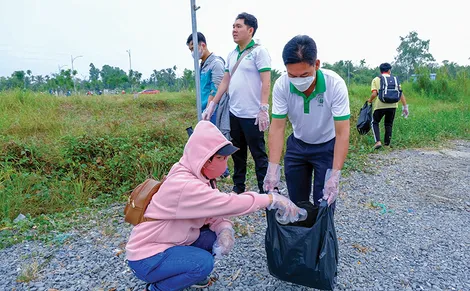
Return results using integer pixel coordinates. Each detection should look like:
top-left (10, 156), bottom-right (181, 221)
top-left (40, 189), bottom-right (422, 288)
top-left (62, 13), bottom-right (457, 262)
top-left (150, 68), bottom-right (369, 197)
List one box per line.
top-left (179, 120), bottom-right (231, 182)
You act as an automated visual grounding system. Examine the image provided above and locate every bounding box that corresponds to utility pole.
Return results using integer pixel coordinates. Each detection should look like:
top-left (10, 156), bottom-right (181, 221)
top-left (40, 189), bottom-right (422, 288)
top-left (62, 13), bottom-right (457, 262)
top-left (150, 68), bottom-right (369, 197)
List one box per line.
top-left (190, 0), bottom-right (202, 121)
top-left (71, 55), bottom-right (83, 95)
top-left (126, 49), bottom-right (133, 93)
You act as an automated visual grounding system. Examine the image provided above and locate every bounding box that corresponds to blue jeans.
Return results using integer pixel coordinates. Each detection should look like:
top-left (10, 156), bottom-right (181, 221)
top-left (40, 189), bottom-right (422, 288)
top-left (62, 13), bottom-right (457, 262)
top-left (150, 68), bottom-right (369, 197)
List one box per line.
top-left (284, 135), bottom-right (335, 207)
top-left (128, 227), bottom-right (217, 291)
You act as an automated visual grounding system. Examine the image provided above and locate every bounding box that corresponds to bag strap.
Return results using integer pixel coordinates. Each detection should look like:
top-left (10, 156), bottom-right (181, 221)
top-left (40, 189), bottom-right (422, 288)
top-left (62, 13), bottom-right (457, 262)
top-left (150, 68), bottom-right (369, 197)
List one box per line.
top-left (230, 44), bottom-right (259, 76)
top-left (141, 175), bottom-right (167, 223)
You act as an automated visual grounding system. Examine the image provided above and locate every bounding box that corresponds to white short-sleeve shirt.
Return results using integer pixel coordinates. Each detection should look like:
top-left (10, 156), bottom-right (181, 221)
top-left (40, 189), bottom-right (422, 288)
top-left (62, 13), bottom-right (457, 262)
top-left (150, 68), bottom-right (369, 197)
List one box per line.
top-left (272, 69), bottom-right (350, 144)
top-left (225, 40), bottom-right (271, 118)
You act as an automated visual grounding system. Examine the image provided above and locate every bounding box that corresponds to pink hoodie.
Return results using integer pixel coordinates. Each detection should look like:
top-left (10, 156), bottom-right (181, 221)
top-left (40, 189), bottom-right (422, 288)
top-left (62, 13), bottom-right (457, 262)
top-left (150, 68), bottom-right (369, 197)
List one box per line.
top-left (126, 121), bottom-right (271, 261)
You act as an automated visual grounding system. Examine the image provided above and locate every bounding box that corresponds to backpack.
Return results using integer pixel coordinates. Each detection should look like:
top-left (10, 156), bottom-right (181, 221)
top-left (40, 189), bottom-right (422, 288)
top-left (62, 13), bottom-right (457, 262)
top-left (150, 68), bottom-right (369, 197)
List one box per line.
top-left (124, 177), bottom-right (166, 225)
top-left (378, 74), bottom-right (402, 103)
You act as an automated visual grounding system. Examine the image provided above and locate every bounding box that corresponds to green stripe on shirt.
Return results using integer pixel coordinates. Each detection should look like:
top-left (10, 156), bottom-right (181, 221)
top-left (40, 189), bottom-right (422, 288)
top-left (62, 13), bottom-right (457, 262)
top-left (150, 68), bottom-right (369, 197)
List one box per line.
top-left (272, 113), bottom-right (287, 119)
top-left (258, 67), bottom-right (271, 72)
top-left (333, 114), bottom-right (350, 121)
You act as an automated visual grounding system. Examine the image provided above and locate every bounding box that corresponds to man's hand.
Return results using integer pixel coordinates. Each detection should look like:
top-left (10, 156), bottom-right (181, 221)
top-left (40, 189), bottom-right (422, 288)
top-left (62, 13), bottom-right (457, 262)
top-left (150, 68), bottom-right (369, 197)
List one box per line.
top-left (202, 101), bottom-right (216, 121)
top-left (254, 104), bottom-right (270, 132)
top-left (322, 169), bottom-right (341, 205)
top-left (402, 104), bottom-right (409, 118)
top-left (263, 162), bottom-right (281, 192)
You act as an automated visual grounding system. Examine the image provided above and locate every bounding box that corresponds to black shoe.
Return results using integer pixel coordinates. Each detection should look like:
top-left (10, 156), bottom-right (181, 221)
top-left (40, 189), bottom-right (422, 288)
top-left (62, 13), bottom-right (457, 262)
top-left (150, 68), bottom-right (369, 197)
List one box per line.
top-left (232, 186), bottom-right (244, 194)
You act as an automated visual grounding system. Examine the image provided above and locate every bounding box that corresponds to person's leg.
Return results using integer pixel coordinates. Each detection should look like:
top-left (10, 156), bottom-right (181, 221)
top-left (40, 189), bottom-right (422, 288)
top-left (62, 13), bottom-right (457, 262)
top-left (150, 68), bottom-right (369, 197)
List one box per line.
top-left (128, 246), bottom-right (214, 291)
top-left (190, 226), bottom-right (217, 252)
top-left (310, 138), bottom-right (335, 208)
top-left (230, 113), bottom-right (247, 193)
top-left (239, 117), bottom-right (268, 193)
top-left (284, 134), bottom-right (314, 204)
top-left (372, 109), bottom-right (385, 148)
top-left (383, 108), bottom-right (396, 146)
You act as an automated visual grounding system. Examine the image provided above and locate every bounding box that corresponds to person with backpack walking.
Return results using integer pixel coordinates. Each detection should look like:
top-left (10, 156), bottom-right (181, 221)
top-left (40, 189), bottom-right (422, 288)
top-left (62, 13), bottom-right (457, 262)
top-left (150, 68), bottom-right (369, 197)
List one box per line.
top-left (367, 63), bottom-right (409, 149)
top-left (125, 121), bottom-right (306, 291)
top-left (201, 12), bottom-right (271, 194)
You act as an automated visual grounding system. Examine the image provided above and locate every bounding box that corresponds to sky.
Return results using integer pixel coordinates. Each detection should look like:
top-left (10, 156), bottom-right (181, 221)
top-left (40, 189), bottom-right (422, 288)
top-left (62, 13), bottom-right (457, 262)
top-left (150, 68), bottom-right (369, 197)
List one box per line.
top-left (0, 0), bottom-right (468, 79)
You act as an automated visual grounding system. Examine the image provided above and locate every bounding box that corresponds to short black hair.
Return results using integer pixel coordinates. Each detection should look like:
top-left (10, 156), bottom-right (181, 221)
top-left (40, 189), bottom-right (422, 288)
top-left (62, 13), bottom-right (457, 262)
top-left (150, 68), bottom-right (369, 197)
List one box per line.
top-left (236, 12), bottom-right (258, 37)
top-left (282, 35), bottom-right (317, 66)
top-left (379, 63), bottom-right (392, 73)
top-left (186, 32), bottom-right (206, 46)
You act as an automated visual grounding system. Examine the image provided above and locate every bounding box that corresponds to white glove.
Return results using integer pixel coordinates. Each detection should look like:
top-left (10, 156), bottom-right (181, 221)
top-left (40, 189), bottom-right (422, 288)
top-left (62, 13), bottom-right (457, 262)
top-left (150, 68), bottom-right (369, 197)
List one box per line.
top-left (402, 104), bottom-right (409, 118)
top-left (212, 228), bottom-right (235, 258)
top-left (254, 109), bottom-right (270, 132)
top-left (268, 193), bottom-right (308, 224)
top-left (322, 169), bottom-right (341, 206)
top-left (263, 162), bottom-right (281, 192)
top-left (202, 101), bottom-right (216, 121)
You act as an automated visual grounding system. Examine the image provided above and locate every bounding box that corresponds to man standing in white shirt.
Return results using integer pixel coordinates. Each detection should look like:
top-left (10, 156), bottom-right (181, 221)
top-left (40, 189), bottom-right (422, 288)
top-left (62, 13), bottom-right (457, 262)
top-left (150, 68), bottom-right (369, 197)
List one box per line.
top-left (202, 12), bottom-right (271, 194)
top-left (264, 35), bottom-right (350, 208)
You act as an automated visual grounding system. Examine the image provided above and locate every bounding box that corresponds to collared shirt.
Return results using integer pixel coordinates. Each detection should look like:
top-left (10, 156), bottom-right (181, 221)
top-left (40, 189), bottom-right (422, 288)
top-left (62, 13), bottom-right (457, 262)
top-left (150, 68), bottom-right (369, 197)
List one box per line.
top-left (224, 39), bottom-right (271, 118)
top-left (272, 69), bottom-right (350, 144)
top-left (371, 73), bottom-right (401, 110)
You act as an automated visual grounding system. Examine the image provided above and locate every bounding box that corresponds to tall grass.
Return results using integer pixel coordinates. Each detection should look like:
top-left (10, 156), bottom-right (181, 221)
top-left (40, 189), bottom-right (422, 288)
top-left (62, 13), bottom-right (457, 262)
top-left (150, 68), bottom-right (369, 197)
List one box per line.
top-left (0, 84), bottom-right (469, 223)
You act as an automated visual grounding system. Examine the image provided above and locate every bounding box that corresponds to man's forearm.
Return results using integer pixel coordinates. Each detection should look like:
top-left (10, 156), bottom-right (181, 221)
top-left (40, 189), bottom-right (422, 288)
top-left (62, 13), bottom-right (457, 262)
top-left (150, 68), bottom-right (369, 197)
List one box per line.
top-left (261, 81), bottom-right (270, 105)
top-left (400, 93), bottom-right (407, 106)
top-left (268, 120), bottom-right (286, 164)
top-left (332, 121), bottom-right (350, 170)
top-left (368, 91), bottom-right (377, 103)
top-left (212, 74), bottom-right (230, 104)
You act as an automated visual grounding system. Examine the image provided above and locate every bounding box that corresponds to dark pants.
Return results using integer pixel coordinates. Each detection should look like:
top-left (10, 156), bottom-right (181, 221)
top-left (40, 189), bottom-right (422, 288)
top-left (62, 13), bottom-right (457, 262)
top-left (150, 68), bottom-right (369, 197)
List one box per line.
top-left (128, 227), bottom-right (216, 291)
top-left (284, 135), bottom-right (335, 206)
top-left (229, 112), bottom-right (268, 193)
top-left (372, 108), bottom-right (396, 146)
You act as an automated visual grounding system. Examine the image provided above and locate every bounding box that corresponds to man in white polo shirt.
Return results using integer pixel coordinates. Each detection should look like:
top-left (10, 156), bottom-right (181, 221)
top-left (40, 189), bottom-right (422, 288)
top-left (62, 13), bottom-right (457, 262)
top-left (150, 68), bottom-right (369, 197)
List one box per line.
top-left (202, 12), bottom-right (271, 194)
top-left (264, 35), bottom-right (350, 208)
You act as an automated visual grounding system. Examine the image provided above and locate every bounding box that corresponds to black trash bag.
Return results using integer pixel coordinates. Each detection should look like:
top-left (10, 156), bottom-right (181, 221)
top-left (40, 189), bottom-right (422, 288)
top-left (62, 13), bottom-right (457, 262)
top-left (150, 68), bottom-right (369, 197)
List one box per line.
top-left (356, 101), bottom-right (372, 135)
top-left (265, 200), bottom-right (338, 290)
top-left (286, 201), bottom-right (318, 228)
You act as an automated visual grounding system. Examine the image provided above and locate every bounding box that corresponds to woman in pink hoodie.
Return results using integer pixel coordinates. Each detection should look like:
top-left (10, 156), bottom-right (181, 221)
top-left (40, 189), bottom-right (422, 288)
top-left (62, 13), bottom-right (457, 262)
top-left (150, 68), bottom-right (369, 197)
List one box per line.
top-left (126, 121), bottom-right (304, 291)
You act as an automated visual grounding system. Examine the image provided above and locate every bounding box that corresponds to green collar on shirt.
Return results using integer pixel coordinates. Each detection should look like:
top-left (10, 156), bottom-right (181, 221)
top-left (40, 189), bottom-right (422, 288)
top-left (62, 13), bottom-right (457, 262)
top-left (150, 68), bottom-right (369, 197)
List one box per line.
top-left (289, 69), bottom-right (326, 114)
top-left (236, 39), bottom-right (255, 60)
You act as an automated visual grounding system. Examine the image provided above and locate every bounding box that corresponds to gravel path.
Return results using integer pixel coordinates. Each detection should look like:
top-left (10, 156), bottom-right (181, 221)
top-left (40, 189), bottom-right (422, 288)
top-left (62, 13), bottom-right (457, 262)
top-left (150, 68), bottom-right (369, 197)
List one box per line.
top-left (1, 140), bottom-right (469, 291)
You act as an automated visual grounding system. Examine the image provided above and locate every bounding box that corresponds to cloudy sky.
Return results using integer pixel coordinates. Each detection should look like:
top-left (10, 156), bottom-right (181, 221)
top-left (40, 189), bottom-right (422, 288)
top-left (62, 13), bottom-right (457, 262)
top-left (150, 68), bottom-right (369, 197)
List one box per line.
top-left (0, 0), bottom-right (468, 79)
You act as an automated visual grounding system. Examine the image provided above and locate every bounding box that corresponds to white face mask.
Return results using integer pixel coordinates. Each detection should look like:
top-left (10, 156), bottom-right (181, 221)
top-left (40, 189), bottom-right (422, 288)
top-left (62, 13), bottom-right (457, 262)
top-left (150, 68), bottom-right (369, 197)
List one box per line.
top-left (191, 46), bottom-right (203, 59)
top-left (289, 75), bottom-right (315, 92)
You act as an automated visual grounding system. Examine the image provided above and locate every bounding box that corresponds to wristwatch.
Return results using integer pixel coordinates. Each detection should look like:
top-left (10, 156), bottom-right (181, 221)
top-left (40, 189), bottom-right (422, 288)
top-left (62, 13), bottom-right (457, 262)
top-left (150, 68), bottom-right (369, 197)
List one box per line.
top-left (260, 104), bottom-right (269, 112)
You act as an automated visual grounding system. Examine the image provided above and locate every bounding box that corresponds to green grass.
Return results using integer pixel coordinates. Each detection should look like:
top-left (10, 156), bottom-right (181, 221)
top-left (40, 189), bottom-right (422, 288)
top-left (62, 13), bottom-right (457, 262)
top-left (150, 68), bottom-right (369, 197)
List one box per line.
top-left (0, 84), bottom-right (469, 248)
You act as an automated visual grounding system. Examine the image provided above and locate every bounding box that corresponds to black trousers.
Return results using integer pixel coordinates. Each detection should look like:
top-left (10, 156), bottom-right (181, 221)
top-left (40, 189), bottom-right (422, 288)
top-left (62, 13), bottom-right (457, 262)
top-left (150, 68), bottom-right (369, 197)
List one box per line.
top-left (372, 108), bottom-right (396, 145)
top-left (229, 112), bottom-right (268, 193)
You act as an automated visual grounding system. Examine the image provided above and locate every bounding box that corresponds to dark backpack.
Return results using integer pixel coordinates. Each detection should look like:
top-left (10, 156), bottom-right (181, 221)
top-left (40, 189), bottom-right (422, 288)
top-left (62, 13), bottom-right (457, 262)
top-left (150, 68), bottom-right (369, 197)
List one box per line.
top-left (378, 74), bottom-right (402, 103)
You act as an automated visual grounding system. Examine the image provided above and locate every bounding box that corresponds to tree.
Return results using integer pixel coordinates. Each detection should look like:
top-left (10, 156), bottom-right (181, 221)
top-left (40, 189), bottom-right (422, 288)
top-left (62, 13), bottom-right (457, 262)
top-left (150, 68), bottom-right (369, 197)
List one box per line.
top-left (100, 65), bottom-right (128, 90)
top-left (180, 69), bottom-right (195, 90)
top-left (271, 69), bottom-right (282, 84)
top-left (394, 31), bottom-right (435, 79)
